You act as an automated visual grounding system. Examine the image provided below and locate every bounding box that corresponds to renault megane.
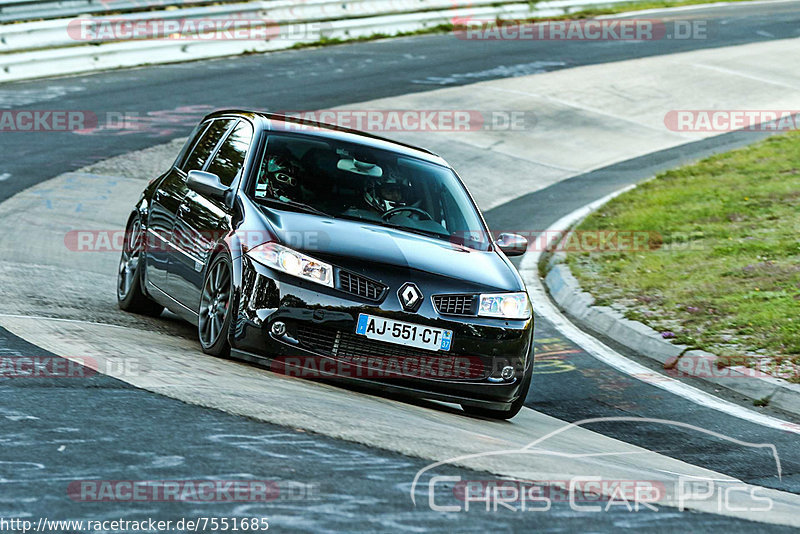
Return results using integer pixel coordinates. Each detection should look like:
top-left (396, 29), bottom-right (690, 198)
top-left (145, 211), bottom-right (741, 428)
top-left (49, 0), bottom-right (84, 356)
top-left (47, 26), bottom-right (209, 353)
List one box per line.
top-left (117, 110), bottom-right (534, 419)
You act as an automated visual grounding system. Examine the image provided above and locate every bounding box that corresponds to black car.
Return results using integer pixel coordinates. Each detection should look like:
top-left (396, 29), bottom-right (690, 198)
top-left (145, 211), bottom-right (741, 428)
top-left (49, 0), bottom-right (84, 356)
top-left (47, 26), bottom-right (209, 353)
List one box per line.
top-left (117, 110), bottom-right (534, 419)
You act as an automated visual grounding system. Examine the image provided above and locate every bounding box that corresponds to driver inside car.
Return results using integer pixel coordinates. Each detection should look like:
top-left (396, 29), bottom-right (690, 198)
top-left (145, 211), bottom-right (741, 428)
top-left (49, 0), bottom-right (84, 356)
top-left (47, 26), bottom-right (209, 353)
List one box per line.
top-left (255, 150), bottom-right (305, 203)
top-left (358, 166), bottom-right (450, 237)
top-left (364, 168), bottom-right (417, 216)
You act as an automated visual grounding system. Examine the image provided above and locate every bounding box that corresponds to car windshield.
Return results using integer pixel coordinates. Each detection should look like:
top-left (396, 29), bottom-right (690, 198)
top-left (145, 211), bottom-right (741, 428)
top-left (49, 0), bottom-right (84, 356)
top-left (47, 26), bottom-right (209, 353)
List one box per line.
top-left (249, 134), bottom-right (490, 250)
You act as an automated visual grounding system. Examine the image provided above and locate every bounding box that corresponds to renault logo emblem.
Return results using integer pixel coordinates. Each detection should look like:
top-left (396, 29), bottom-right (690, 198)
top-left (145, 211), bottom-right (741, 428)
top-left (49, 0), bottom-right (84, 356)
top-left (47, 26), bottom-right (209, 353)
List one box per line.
top-left (398, 283), bottom-right (423, 312)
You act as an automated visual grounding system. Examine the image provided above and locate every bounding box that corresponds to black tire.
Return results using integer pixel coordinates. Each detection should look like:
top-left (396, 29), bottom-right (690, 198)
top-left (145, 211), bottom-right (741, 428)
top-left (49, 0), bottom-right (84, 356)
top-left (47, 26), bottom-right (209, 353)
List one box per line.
top-left (117, 214), bottom-right (164, 316)
top-left (198, 253), bottom-right (234, 357)
top-left (462, 365), bottom-right (533, 420)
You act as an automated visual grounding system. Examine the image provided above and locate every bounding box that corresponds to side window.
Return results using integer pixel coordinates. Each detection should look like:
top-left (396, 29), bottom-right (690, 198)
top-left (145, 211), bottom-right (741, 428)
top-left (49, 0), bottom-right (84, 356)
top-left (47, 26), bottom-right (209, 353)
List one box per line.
top-left (176, 122), bottom-right (208, 169)
top-left (181, 119), bottom-right (235, 172)
top-left (206, 121), bottom-right (254, 187)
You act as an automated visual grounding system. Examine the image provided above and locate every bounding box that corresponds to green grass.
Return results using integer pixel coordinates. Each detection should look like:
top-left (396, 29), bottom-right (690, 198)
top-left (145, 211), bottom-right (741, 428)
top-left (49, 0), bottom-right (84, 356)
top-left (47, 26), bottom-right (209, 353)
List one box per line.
top-left (753, 396), bottom-right (771, 407)
top-left (566, 132), bottom-right (800, 380)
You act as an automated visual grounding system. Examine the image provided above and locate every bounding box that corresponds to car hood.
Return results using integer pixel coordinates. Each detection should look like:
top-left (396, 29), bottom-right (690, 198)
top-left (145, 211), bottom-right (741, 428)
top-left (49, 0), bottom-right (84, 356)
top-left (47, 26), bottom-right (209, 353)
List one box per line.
top-left (260, 208), bottom-right (522, 291)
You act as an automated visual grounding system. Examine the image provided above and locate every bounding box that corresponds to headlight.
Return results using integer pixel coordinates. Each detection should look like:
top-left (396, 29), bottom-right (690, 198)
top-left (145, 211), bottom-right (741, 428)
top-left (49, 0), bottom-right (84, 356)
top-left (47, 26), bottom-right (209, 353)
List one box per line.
top-left (246, 243), bottom-right (333, 287)
top-left (478, 292), bottom-right (531, 320)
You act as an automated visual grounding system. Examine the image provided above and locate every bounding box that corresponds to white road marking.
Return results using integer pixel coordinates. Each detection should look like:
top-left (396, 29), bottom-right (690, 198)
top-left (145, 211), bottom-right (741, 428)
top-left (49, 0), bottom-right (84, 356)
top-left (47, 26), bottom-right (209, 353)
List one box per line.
top-left (484, 85), bottom-right (688, 137)
top-left (520, 187), bottom-right (800, 435)
top-left (411, 61), bottom-right (566, 85)
top-left (687, 61), bottom-right (800, 90)
top-left (0, 87), bottom-right (85, 109)
top-left (0, 174), bottom-right (10, 182)
top-left (0, 313), bottom-right (133, 330)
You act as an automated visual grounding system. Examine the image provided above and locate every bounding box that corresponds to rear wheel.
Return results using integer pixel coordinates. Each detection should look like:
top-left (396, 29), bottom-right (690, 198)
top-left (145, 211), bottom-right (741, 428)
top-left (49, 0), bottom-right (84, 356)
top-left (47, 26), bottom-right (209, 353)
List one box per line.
top-left (462, 365), bottom-right (532, 420)
top-left (117, 215), bottom-right (164, 316)
top-left (198, 253), bottom-right (233, 357)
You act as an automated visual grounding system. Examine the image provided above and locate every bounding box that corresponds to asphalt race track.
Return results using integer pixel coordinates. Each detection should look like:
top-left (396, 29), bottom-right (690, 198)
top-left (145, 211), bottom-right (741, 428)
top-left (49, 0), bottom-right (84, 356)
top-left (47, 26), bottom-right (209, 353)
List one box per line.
top-left (6, 322), bottom-right (791, 531)
top-left (3, 0), bottom-right (800, 203)
top-left (2, 1), bottom-right (800, 531)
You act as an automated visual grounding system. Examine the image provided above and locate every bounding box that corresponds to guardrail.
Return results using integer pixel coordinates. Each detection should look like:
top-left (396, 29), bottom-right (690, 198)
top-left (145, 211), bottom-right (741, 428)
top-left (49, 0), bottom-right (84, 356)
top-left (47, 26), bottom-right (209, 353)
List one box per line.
top-left (3, 0), bottom-right (516, 51)
top-left (0, 0), bottom-right (240, 24)
top-left (0, 0), bottom-right (637, 83)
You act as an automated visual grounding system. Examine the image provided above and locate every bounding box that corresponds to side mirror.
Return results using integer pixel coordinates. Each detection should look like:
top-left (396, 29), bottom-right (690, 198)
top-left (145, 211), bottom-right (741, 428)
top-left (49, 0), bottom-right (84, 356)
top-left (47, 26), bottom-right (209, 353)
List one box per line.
top-left (496, 233), bottom-right (528, 257)
top-left (187, 170), bottom-right (229, 200)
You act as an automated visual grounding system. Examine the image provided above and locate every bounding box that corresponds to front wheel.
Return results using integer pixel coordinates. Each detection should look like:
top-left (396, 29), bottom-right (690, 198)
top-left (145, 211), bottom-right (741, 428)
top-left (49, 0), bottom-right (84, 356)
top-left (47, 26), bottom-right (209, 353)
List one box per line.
top-left (198, 253), bottom-right (234, 357)
top-left (462, 365), bottom-right (532, 420)
top-left (117, 214), bottom-right (164, 316)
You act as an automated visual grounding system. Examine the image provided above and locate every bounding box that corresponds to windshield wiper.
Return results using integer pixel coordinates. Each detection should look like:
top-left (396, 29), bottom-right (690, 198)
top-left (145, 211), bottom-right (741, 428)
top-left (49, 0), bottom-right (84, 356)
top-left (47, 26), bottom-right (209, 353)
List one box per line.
top-left (383, 223), bottom-right (449, 240)
top-left (255, 197), bottom-right (331, 218)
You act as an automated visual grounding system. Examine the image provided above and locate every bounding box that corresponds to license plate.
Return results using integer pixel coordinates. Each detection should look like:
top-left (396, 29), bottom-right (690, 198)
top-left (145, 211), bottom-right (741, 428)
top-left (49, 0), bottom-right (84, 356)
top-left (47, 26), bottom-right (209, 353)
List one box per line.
top-left (355, 314), bottom-right (452, 352)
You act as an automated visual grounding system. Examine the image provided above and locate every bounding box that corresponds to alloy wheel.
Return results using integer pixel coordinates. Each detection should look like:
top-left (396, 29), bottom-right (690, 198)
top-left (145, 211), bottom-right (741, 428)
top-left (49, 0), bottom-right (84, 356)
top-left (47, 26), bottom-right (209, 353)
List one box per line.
top-left (117, 218), bottom-right (143, 299)
top-left (199, 260), bottom-right (231, 347)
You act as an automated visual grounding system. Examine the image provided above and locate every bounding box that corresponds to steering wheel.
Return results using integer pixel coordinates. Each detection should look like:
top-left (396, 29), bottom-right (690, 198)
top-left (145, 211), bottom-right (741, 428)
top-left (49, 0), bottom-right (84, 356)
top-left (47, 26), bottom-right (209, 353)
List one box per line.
top-left (381, 206), bottom-right (433, 221)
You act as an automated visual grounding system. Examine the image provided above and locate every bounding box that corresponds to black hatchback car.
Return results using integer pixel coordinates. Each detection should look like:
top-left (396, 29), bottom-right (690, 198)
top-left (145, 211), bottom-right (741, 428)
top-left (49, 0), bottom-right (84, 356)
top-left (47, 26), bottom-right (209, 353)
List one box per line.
top-left (118, 110), bottom-right (534, 419)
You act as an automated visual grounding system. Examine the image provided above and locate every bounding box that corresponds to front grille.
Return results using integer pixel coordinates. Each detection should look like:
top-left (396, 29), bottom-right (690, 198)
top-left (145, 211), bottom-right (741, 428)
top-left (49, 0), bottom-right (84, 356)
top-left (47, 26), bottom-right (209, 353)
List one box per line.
top-left (337, 270), bottom-right (387, 301)
top-left (294, 324), bottom-right (486, 380)
top-left (296, 324), bottom-right (339, 354)
top-left (296, 324), bottom-right (432, 359)
top-left (433, 294), bottom-right (476, 316)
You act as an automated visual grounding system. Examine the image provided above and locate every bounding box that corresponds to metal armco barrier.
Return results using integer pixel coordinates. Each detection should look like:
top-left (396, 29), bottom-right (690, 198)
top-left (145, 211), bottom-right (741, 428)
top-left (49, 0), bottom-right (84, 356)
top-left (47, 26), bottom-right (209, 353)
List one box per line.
top-left (0, 0), bottom-right (634, 83)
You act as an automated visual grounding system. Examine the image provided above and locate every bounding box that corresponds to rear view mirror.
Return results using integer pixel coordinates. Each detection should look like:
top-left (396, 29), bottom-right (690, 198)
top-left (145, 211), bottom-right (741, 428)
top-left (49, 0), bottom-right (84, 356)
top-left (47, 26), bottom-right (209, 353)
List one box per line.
top-left (496, 233), bottom-right (528, 257)
top-left (337, 158), bottom-right (383, 177)
top-left (187, 170), bottom-right (229, 200)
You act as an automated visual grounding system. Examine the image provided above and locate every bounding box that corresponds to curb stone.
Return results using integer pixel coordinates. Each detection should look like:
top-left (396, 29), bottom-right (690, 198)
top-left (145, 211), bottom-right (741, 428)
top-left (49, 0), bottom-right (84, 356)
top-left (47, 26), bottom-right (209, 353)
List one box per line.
top-left (541, 251), bottom-right (800, 415)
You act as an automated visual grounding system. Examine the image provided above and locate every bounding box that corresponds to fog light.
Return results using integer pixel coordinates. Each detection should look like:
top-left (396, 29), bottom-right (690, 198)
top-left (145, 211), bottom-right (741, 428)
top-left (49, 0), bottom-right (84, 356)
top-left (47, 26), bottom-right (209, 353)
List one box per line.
top-left (501, 366), bottom-right (515, 381)
top-left (271, 321), bottom-right (286, 336)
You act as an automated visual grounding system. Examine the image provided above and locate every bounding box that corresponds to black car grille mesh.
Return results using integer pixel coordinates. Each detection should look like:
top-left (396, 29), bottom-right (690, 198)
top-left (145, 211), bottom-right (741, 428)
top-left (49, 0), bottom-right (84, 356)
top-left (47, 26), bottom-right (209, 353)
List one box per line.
top-left (294, 324), bottom-right (487, 380)
top-left (295, 324), bottom-right (339, 354)
top-left (297, 324), bottom-right (432, 359)
top-left (433, 295), bottom-right (476, 316)
top-left (337, 271), bottom-right (386, 301)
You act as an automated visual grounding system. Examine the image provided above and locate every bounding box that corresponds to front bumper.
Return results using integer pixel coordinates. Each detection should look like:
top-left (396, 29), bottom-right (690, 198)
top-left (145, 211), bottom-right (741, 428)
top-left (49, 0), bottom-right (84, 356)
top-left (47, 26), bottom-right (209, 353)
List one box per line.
top-left (232, 258), bottom-right (534, 410)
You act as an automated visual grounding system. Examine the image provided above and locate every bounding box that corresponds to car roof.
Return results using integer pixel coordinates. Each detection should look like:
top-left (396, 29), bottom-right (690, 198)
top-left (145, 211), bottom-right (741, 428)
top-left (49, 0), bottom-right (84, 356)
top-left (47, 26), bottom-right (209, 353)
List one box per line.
top-left (203, 109), bottom-right (450, 167)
